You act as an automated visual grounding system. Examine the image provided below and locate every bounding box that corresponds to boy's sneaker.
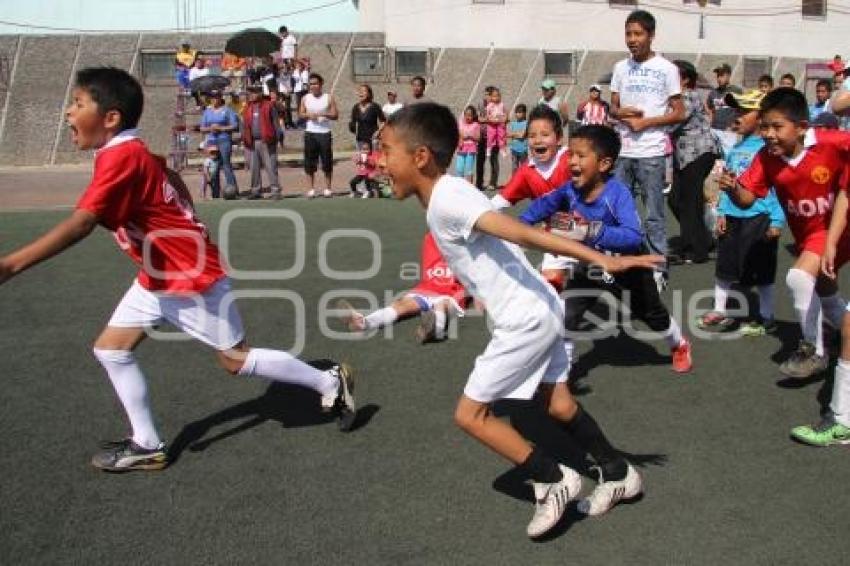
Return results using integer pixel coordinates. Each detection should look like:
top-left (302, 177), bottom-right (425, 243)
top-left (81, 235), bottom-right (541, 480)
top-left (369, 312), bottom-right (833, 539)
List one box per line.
top-left (779, 340), bottom-right (828, 378)
top-left (577, 463), bottom-right (642, 517)
top-left (91, 439), bottom-right (168, 472)
top-left (696, 311), bottom-right (735, 332)
top-left (671, 339), bottom-right (693, 373)
top-left (527, 465), bottom-right (582, 539)
top-left (740, 317), bottom-right (776, 337)
top-left (790, 413), bottom-right (850, 447)
top-left (323, 189), bottom-right (333, 198)
top-left (320, 363), bottom-right (357, 432)
top-left (306, 189), bottom-right (317, 199)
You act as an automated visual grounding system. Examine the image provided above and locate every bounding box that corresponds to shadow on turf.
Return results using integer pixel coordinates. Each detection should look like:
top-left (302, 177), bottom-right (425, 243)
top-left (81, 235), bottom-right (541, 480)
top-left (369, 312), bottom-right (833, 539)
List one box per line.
top-left (568, 331), bottom-right (670, 393)
top-left (488, 399), bottom-right (666, 540)
top-left (167, 360), bottom-right (378, 465)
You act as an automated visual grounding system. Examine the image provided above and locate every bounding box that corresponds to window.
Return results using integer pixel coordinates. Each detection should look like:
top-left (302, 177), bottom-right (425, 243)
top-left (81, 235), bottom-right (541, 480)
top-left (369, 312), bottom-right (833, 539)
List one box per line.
top-left (395, 49), bottom-right (429, 77)
top-left (742, 57), bottom-right (772, 87)
top-left (544, 51), bottom-right (574, 78)
top-left (609, 0), bottom-right (637, 6)
top-left (141, 51), bottom-right (176, 82)
top-left (352, 48), bottom-right (386, 78)
top-left (802, 0), bottom-right (826, 18)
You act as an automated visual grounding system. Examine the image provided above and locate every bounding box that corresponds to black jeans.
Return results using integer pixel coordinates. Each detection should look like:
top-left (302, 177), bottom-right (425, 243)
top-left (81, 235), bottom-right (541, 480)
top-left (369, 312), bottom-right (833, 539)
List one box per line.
top-left (475, 126), bottom-right (487, 189)
top-left (668, 152), bottom-right (716, 262)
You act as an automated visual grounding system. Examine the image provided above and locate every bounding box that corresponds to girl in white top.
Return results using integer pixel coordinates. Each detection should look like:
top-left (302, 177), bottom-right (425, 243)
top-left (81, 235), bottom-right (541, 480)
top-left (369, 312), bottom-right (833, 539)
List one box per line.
top-left (299, 73), bottom-right (339, 197)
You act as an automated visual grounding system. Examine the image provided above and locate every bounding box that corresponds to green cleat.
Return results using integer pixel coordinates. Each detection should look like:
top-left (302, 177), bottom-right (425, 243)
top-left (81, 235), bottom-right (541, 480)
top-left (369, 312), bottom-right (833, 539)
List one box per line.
top-left (790, 415), bottom-right (850, 447)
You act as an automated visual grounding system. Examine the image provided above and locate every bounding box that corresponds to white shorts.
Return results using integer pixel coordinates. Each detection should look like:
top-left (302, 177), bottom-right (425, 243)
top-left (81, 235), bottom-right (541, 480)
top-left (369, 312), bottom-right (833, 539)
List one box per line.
top-left (541, 252), bottom-right (578, 272)
top-left (464, 314), bottom-right (568, 403)
top-left (108, 277), bottom-right (245, 351)
top-left (404, 292), bottom-right (465, 316)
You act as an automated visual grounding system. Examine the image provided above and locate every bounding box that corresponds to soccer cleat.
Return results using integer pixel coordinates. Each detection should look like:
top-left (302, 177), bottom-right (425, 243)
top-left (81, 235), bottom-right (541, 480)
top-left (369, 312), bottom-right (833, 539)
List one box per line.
top-left (697, 311), bottom-right (735, 332)
top-left (740, 318), bottom-right (776, 337)
top-left (577, 462), bottom-right (642, 517)
top-left (91, 439), bottom-right (168, 472)
top-left (527, 465), bottom-right (582, 539)
top-left (671, 339), bottom-right (693, 373)
top-left (321, 363), bottom-right (357, 432)
top-left (779, 340), bottom-right (828, 378)
top-left (323, 188), bottom-right (333, 198)
top-left (790, 413), bottom-right (850, 447)
top-left (306, 189), bottom-right (317, 199)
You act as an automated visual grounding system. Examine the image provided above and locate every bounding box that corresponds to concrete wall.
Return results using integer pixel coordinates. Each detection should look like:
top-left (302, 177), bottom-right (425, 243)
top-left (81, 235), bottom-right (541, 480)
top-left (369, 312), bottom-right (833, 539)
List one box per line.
top-left (358, 0), bottom-right (846, 60)
top-left (0, 31), bottom-right (834, 167)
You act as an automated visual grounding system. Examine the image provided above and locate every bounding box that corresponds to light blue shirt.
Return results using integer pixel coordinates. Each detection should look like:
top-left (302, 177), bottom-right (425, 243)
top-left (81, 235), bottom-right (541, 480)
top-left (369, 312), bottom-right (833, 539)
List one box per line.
top-left (718, 134), bottom-right (785, 228)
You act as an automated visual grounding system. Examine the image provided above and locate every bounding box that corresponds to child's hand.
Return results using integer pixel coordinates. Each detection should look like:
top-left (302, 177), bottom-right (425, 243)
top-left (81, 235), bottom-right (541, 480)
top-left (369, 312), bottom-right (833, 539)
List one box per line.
top-left (621, 117), bottom-right (648, 132)
top-left (822, 243), bottom-right (838, 279)
top-left (602, 254), bottom-right (665, 273)
top-left (618, 106), bottom-right (644, 118)
top-left (718, 170), bottom-right (738, 192)
top-left (715, 215), bottom-right (726, 236)
top-left (765, 227), bottom-right (781, 240)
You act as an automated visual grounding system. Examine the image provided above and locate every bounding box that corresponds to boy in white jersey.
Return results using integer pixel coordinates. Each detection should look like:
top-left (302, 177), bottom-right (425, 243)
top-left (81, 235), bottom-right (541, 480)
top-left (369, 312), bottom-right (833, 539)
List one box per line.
top-left (379, 103), bottom-right (662, 538)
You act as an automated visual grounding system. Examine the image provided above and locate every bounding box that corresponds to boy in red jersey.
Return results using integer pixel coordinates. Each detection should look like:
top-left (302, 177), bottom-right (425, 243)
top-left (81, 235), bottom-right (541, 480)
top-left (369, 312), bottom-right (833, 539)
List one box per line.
top-left (342, 232), bottom-right (470, 343)
top-left (721, 87), bottom-right (850, 379)
top-left (0, 67), bottom-right (356, 472)
top-left (491, 105), bottom-right (573, 291)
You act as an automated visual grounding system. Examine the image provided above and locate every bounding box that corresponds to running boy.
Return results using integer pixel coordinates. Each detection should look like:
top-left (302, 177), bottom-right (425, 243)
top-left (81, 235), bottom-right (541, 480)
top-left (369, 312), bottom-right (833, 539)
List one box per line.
top-left (698, 90), bottom-right (786, 336)
top-left (342, 232), bottom-right (469, 343)
top-left (720, 87), bottom-right (850, 378)
top-left (0, 67), bottom-right (356, 472)
top-left (519, 125), bottom-right (692, 373)
top-left (379, 103), bottom-right (661, 538)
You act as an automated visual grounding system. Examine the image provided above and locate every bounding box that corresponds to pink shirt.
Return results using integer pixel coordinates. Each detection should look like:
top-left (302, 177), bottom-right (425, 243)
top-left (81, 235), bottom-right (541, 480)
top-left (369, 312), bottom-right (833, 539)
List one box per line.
top-left (458, 120), bottom-right (480, 154)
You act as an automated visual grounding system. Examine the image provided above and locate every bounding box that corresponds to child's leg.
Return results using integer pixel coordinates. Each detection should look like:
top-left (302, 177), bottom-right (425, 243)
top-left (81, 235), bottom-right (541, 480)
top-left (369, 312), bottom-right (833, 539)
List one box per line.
top-left (713, 278), bottom-right (733, 313)
top-left (93, 326), bottom-right (161, 450)
top-left (786, 253), bottom-right (825, 355)
top-left (757, 284), bottom-right (776, 321)
top-left (454, 395), bottom-right (536, 465)
top-left (815, 276), bottom-right (846, 329)
top-left (488, 149), bottom-right (500, 188)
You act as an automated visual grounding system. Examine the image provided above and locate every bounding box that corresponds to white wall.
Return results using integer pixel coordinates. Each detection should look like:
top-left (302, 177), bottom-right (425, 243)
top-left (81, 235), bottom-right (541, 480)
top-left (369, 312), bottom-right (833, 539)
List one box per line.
top-left (358, 0), bottom-right (846, 59)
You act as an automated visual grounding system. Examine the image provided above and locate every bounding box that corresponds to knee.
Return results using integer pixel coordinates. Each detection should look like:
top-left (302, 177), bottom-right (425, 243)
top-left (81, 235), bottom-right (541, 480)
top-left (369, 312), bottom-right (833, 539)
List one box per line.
top-left (547, 394), bottom-right (578, 421)
top-left (786, 268), bottom-right (815, 302)
top-left (454, 403), bottom-right (485, 433)
top-left (217, 350), bottom-right (247, 376)
top-left (92, 347), bottom-right (133, 365)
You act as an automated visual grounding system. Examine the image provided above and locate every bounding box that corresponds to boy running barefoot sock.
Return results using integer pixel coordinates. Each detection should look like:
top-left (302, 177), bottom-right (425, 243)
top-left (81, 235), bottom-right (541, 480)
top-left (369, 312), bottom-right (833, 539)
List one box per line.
top-left (0, 68), bottom-right (356, 473)
top-left (379, 103), bottom-right (660, 537)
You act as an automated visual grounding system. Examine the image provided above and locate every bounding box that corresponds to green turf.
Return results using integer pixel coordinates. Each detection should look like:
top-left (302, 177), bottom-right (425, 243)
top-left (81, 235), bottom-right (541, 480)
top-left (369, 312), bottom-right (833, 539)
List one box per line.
top-left (1, 199), bottom-right (850, 565)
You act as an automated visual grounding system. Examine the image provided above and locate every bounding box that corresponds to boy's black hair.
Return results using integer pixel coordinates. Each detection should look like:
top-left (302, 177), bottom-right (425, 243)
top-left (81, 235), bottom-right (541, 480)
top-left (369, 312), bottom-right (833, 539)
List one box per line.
top-left (279, 25), bottom-right (288, 33)
top-left (625, 9), bottom-right (656, 34)
top-left (780, 73), bottom-right (796, 84)
top-left (758, 74), bottom-right (774, 87)
top-left (385, 102), bottom-right (458, 169)
top-left (816, 78), bottom-right (833, 91)
top-left (759, 87), bottom-right (809, 123)
top-left (571, 125), bottom-right (621, 165)
top-left (674, 59), bottom-right (698, 89)
top-left (411, 76), bottom-right (426, 87)
top-left (309, 72), bottom-right (324, 84)
top-left (515, 103), bottom-right (527, 114)
top-left (527, 104), bottom-right (563, 138)
top-left (75, 66), bottom-right (143, 130)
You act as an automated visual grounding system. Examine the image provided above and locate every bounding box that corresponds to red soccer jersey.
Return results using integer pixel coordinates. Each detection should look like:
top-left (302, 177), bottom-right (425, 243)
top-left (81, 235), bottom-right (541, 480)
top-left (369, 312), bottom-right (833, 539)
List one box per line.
top-left (410, 232), bottom-right (468, 304)
top-left (738, 129), bottom-right (850, 252)
top-left (76, 135), bottom-right (226, 293)
top-left (499, 147), bottom-right (572, 205)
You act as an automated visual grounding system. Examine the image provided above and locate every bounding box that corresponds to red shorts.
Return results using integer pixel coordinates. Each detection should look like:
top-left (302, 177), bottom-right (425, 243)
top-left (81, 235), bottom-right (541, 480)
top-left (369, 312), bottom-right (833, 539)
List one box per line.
top-left (799, 230), bottom-right (850, 269)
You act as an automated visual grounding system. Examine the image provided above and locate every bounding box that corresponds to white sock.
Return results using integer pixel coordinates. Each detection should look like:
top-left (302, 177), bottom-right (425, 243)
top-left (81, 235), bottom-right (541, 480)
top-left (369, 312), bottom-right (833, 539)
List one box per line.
top-left (434, 308), bottom-right (448, 340)
top-left (714, 279), bottom-right (732, 314)
top-left (786, 268), bottom-right (824, 356)
top-left (364, 307), bottom-right (399, 330)
top-left (757, 284), bottom-right (775, 320)
top-left (93, 348), bottom-right (162, 450)
top-left (820, 293), bottom-right (847, 329)
top-left (238, 348), bottom-right (338, 397)
top-left (664, 318), bottom-right (685, 349)
top-left (831, 359), bottom-right (850, 427)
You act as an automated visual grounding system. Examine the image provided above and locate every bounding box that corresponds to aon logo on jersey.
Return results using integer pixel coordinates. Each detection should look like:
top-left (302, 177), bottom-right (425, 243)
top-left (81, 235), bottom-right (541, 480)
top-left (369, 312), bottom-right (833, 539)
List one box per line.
top-left (785, 195), bottom-right (834, 218)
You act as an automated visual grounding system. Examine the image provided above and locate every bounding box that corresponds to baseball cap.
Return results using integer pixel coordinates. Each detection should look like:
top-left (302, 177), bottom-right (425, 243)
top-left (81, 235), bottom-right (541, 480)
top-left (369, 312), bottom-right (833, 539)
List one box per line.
top-left (589, 84), bottom-right (602, 92)
top-left (724, 89), bottom-right (764, 111)
top-left (541, 79), bottom-right (557, 90)
top-left (713, 63), bottom-right (732, 75)
top-left (812, 112), bottom-right (840, 129)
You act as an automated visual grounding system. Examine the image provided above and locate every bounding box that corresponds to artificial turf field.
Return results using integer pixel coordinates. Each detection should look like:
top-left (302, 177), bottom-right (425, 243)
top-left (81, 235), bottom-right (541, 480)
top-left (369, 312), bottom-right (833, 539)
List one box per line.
top-left (2, 196), bottom-right (850, 565)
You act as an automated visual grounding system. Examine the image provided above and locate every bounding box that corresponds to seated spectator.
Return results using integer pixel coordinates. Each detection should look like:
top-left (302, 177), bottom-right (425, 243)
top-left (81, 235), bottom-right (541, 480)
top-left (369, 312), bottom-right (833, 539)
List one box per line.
top-left (188, 57), bottom-right (211, 108)
top-left (221, 52), bottom-right (247, 77)
top-left (175, 42), bottom-right (197, 68)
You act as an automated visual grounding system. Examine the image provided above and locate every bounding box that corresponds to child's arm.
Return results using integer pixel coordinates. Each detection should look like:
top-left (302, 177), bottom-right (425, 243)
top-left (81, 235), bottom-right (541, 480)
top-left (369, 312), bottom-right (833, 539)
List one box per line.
top-left (518, 189), bottom-right (568, 226)
top-left (474, 211), bottom-right (663, 273)
top-left (823, 189), bottom-right (849, 279)
top-left (590, 192), bottom-right (643, 252)
top-left (0, 209), bottom-right (99, 284)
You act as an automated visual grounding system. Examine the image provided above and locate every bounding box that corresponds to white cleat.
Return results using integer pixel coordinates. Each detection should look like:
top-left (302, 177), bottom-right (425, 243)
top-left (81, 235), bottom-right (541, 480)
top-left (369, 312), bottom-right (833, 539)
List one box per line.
top-left (577, 463), bottom-right (642, 517)
top-left (526, 465), bottom-right (582, 539)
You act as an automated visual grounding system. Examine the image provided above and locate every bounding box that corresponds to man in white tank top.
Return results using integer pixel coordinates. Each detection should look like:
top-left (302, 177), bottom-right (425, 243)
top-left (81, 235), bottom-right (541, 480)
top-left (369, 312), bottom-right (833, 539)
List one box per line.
top-left (299, 73), bottom-right (339, 198)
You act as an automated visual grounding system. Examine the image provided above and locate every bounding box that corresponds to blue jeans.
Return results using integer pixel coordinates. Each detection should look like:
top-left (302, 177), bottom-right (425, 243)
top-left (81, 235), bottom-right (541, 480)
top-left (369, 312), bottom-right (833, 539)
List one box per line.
top-left (615, 156), bottom-right (668, 266)
top-left (215, 136), bottom-right (238, 190)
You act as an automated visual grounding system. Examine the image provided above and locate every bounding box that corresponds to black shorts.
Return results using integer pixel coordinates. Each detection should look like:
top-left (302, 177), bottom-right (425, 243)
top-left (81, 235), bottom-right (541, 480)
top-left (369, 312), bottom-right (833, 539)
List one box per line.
top-left (304, 131), bottom-right (333, 174)
top-left (715, 214), bottom-right (778, 286)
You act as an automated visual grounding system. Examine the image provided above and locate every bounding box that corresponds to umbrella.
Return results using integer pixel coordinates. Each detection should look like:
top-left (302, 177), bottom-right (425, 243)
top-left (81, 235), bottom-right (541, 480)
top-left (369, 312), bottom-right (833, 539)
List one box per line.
top-left (189, 75), bottom-right (231, 94)
top-left (225, 28), bottom-right (281, 58)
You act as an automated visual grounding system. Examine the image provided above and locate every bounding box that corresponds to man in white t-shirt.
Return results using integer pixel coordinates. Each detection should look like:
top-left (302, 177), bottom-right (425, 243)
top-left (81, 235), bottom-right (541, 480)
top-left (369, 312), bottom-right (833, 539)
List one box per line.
top-left (278, 26), bottom-right (297, 63)
top-left (382, 90), bottom-right (403, 117)
top-left (378, 102), bottom-right (661, 539)
top-left (610, 9), bottom-right (685, 286)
